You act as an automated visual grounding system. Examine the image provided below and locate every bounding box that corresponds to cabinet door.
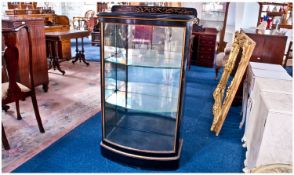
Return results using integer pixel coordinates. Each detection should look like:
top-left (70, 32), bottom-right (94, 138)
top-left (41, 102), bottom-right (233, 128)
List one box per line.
top-left (248, 35), bottom-right (265, 63)
top-left (261, 37), bottom-right (286, 64)
top-left (256, 113), bottom-right (292, 167)
top-left (103, 23), bottom-right (185, 152)
top-left (246, 34), bottom-right (286, 64)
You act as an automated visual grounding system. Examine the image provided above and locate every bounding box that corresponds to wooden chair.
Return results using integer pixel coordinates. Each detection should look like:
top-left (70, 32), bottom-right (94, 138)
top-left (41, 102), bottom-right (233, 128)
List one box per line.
top-left (73, 10), bottom-right (95, 30)
top-left (2, 25), bottom-right (45, 150)
top-left (283, 41), bottom-right (292, 68)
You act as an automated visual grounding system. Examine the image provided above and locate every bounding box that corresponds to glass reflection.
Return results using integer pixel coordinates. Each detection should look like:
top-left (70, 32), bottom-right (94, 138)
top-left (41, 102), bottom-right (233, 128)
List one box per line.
top-left (103, 23), bottom-right (185, 152)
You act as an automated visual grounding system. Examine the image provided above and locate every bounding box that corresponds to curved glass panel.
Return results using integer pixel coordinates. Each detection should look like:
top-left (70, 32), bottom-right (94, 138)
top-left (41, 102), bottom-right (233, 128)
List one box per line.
top-left (103, 23), bottom-right (185, 152)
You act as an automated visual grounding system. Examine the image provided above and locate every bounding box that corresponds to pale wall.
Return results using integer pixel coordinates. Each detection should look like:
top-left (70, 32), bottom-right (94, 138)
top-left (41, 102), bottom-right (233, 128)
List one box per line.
top-left (181, 2), bottom-right (260, 43)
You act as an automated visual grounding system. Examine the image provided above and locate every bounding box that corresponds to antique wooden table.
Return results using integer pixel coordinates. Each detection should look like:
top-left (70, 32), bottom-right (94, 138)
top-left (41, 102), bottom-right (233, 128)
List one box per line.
top-left (45, 30), bottom-right (90, 75)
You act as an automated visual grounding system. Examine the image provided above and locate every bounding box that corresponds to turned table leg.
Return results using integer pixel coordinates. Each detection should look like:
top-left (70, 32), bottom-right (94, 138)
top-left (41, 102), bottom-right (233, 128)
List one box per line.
top-left (52, 40), bottom-right (65, 75)
top-left (47, 40), bottom-right (53, 70)
top-left (72, 38), bottom-right (79, 64)
top-left (72, 37), bottom-right (89, 66)
top-left (81, 37), bottom-right (89, 66)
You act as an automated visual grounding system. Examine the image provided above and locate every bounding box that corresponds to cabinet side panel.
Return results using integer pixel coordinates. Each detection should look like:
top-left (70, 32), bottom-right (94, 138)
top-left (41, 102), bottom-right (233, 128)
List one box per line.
top-left (9, 19), bottom-right (49, 88)
top-left (28, 20), bottom-right (49, 87)
top-left (16, 27), bottom-right (30, 87)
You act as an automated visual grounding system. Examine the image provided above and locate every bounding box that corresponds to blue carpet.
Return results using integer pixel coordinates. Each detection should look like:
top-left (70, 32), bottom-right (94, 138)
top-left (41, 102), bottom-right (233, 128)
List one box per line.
top-left (13, 66), bottom-right (245, 173)
top-left (71, 38), bottom-right (100, 61)
top-left (285, 66), bottom-right (293, 77)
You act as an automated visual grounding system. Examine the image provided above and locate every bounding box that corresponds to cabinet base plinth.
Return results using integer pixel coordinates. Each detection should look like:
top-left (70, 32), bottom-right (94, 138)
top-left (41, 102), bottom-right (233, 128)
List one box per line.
top-left (100, 139), bottom-right (183, 170)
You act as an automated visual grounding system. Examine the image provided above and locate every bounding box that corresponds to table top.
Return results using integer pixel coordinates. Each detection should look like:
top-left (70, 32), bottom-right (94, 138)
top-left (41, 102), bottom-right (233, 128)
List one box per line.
top-left (241, 28), bottom-right (287, 38)
top-left (45, 30), bottom-right (90, 40)
top-left (249, 62), bottom-right (285, 72)
top-left (2, 15), bottom-right (45, 22)
top-left (250, 67), bottom-right (292, 81)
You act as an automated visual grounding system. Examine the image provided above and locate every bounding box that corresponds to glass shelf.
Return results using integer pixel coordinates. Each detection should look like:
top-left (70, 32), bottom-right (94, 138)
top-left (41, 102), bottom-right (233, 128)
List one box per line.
top-left (104, 65), bottom-right (181, 86)
top-left (105, 78), bottom-right (126, 91)
top-left (104, 47), bottom-right (182, 69)
top-left (105, 90), bottom-right (178, 117)
top-left (105, 78), bottom-right (179, 97)
top-left (105, 80), bottom-right (179, 116)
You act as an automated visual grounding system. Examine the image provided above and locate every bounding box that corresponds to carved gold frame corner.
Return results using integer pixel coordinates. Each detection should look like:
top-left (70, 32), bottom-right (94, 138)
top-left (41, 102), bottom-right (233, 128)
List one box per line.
top-left (211, 31), bottom-right (256, 136)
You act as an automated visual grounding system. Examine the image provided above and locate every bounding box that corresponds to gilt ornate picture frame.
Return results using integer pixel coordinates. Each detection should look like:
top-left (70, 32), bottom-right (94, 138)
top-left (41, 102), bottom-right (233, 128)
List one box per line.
top-left (211, 31), bottom-right (256, 136)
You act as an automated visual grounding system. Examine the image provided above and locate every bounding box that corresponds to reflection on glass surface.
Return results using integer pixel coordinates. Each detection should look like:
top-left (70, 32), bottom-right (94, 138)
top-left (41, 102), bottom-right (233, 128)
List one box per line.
top-left (105, 48), bottom-right (182, 68)
top-left (105, 82), bottom-right (179, 115)
top-left (104, 23), bottom-right (127, 64)
top-left (103, 23), bottom-right (184, 152)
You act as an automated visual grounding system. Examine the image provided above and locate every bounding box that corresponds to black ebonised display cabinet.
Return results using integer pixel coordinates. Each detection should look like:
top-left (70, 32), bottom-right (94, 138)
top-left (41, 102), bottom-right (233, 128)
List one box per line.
top-left (99, 6), bottom-right (195, 170)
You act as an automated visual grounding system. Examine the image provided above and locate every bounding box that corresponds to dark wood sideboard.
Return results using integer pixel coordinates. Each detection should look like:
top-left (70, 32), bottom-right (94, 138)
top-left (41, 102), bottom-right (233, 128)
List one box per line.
top-left (242, 28), bottom-right (287, 65)
top-left (191, 28), bottom-right (218, 68)
top-left (2, 17), bottom-right (49, 91)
